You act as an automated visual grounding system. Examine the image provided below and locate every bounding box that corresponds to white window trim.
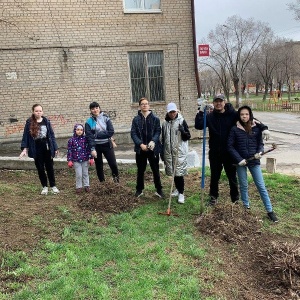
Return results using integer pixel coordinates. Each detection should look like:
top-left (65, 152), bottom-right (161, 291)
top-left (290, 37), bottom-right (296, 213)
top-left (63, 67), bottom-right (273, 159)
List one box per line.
top-left (123, 0), bottom-right (161, 13)
top-left (124, 9), bottom-right (161, 14)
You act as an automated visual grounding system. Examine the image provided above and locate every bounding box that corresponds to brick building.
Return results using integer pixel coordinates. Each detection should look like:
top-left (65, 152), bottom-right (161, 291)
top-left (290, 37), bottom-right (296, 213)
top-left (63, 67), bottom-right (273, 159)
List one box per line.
top-left (0, 0), bottom-right (198, 145)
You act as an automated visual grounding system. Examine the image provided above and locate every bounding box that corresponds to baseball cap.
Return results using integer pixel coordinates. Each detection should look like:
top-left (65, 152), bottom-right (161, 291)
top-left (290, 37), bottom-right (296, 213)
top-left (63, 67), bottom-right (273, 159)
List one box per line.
top-left (166, 102), bottom-right (178, 112)
top-left (213, 94), bottom-right (225, 101)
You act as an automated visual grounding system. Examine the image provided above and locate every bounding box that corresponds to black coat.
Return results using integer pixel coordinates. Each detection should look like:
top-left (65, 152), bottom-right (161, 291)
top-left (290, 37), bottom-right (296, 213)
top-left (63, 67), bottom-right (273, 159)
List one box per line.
top-left (195, 103), bottom-right (238, 155)
top-left (130, 110), bottom-right (162, 155)
top-left (195, 103), bottom-right (268, 155)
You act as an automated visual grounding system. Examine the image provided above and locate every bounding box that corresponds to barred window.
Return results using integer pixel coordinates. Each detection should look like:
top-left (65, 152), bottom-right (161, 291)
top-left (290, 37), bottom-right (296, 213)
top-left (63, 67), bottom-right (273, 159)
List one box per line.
top-left (124, 0), bottom-right (161, 12)
top-left (129, 51), bottom-right (164, 103)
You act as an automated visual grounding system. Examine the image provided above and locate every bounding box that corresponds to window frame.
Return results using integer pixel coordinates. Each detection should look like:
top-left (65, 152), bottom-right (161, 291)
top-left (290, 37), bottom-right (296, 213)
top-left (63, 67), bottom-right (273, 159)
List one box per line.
top-left (128, 51), bottom-right (165, 103)
top-left (123, 0), bottom-right (161, 14)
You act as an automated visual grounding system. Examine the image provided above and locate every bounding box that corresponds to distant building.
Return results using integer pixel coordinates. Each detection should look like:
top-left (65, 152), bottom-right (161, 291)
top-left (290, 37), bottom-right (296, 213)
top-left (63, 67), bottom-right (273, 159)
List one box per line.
top-left (0, 0), bottom-right (198, 143)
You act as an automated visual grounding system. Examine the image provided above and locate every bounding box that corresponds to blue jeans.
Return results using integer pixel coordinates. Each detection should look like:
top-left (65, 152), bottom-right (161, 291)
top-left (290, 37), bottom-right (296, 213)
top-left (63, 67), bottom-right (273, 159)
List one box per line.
top-left (236, 165), bottom-right (273, 212)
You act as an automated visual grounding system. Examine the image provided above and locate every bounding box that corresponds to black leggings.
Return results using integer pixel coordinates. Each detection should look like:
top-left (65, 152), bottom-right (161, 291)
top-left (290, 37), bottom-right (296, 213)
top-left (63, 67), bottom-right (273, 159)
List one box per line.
top-left (34, 141), bottom-right (56, 187)
top-left (94, 143), bottom-right (119, 182)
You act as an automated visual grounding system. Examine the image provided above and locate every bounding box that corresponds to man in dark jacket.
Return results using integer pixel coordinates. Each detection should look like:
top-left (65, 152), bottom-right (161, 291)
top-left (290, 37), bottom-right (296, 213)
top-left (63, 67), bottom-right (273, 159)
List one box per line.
top-left (131, 97), bottom-right (164, 198)
top-left (194, 94), bottom-right (270, 205)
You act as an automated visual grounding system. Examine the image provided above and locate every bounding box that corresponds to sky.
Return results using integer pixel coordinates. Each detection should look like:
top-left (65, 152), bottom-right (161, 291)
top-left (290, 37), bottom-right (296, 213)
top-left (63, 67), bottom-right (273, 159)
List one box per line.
top-left (194, 0), bottom-right (300, 43)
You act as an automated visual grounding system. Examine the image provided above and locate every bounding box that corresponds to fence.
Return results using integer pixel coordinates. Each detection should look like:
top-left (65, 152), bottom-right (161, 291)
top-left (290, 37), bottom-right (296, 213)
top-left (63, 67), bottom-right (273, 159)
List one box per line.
top-left (249, 102), bottom-right (300, 112)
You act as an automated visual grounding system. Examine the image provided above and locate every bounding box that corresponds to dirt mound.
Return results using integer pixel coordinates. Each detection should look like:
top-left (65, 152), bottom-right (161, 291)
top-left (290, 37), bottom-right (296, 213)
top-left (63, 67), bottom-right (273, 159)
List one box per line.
top-left (195, 202), bottom-right (300, 299)
top-left (78, 181), bottom-right (144, 214)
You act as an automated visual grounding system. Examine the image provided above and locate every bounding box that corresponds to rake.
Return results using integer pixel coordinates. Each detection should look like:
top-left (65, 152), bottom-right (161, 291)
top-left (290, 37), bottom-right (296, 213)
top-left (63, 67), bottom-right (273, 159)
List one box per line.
top-left (158, 130), bottom-right (180, 217)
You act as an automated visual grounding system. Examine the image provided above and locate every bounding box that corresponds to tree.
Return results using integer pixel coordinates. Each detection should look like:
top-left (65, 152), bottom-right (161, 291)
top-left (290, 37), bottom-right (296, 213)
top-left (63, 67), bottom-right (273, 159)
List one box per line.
top-left (288, 0), bottom-right (300, 20)
top-left (200, 15), bottom-right (272, 108)
top-left (253, 39), bottom-right (288, 101)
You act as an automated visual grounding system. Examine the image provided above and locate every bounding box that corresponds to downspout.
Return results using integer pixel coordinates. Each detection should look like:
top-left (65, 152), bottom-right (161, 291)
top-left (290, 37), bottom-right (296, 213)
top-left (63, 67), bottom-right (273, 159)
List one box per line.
top-left (191, 0), bottom-right (201, 98)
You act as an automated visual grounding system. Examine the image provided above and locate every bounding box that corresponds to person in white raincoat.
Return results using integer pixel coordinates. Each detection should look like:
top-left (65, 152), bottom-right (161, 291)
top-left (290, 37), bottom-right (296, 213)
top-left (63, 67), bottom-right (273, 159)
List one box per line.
top-left (161, 103), bottom-right (191, 203)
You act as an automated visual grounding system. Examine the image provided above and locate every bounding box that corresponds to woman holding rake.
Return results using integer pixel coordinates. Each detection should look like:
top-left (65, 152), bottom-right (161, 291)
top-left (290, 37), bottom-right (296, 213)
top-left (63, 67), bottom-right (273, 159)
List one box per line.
top-left (161, 103), bottom-right (191, 204)
top-left (227, 105), bottom-right (278, 222)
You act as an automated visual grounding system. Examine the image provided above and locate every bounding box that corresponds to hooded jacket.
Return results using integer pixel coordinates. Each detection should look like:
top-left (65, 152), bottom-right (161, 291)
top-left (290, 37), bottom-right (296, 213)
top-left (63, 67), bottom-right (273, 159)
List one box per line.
top-left (227, 105), bottom-right (264, 166)
top-left (67, 124), bottom-right (91, 162)
top-left (161, 112), bottom-right (191, 176)
top-left (20, 116), bottom-right (58, 159)
top-left (85, 112), bottom-right (114, 150)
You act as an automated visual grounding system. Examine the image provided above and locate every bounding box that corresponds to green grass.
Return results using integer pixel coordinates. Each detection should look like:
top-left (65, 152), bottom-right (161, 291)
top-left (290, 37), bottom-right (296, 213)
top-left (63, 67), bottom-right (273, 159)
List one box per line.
top-left (0, 168), bottom-right (300, 299)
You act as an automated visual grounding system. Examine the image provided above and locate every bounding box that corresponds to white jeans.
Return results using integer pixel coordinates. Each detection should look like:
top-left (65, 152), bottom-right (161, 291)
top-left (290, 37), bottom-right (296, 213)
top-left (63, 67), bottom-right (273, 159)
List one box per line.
top-left (74, 161), bottom-right (89, 189)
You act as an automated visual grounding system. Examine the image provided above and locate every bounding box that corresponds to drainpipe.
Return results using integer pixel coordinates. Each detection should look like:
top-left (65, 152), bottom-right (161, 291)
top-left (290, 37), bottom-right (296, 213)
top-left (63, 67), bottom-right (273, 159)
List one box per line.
top-left (191, 0), bottom-right (201, 98)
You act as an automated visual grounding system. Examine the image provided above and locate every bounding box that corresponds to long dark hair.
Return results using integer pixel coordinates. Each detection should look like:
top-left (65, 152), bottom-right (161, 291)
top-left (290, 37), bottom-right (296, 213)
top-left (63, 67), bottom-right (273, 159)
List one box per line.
top-left (238, 105), bottom-right (253, 134)
top-left (29, 104), bottom-right (42, 138)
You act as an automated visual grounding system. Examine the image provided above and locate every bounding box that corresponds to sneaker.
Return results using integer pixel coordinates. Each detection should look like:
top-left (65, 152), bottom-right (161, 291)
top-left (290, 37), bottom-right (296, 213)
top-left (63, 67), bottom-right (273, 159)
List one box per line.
top-left (41, 186), bottom-right (48, 195)
top-left (178, 193), bottom-right (185, 204)
top-left (135, 190), bottom-right (143, 198)
top-left (84, 186), bottom-right (90, 193)
top-left (51, 186), bottom-right (60, 194)
top-left (155, 190), bottom-right (165, 198)
top-left (76, 188), bottom-right (82, 194)
top-left (267, 211), bottom-right (279, 223)
top-left (113, 176), bottom-right (119, 183)
top-left (171, 189), bottom-right (179, 197)
top-left (208, 196), bottom-right (217, 206)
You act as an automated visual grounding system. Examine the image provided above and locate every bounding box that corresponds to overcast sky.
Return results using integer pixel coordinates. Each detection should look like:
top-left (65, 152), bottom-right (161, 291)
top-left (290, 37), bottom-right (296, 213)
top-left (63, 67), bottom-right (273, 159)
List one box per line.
top-left (194, 0), bottom-right (300, 43)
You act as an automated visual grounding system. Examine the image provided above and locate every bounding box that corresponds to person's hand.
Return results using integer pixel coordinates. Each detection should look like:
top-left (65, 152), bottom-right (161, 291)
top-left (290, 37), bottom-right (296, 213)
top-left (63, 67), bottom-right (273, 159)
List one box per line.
top-left (68, 161), bottom-right (74, 168)
top-left (178, 124), bottom-right (185, 133)
top-left (19, 149), bottom-right (27, 159)
top-left (254, 152), bottom-right (262, 159)
top-left (262, 130), bottom-right (270, 141)
top-left (140, 144), bottom-right (148, 151)
top-left (199, 100), bottom-right (208, 112)
top-left (238, 159), bottom-right (247, 166)
top-left (89, 158), bottom-right (95, 166)
top-left (91, 150), bottom-right (97, 158)
top-left (148, 141), bottom-right (155, 151)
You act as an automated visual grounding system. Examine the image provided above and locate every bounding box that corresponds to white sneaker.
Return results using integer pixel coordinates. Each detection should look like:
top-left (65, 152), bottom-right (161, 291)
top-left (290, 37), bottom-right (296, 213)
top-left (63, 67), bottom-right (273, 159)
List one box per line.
top-left (178, 193), bottom-right (185, 204)
top-left (41, 187), bottom-right (48, 195)
top-left (51, 186), bottom-right (60, 194)
top-left (171, 189), bottom-right (179, 197)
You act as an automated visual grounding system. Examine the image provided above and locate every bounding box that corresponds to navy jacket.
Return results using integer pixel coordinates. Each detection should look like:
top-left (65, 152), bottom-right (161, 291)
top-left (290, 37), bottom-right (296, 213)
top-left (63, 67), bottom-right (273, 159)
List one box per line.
top-left (131, 110), bottom-right (162, 155)
top-left (227, 121), bottom-right (264, 166)
top-left (20, 117), bottom-right (58, 159)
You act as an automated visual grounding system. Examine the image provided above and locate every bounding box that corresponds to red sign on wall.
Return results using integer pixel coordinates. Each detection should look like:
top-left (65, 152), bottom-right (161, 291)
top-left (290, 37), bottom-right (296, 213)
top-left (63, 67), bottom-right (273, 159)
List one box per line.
top-left (198, 44), bottom-right (210, 57)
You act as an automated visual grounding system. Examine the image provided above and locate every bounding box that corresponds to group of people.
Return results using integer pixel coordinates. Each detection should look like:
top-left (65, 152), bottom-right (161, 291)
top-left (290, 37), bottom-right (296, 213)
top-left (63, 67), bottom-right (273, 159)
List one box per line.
top-left (19, 94), bottom-right (278, 222)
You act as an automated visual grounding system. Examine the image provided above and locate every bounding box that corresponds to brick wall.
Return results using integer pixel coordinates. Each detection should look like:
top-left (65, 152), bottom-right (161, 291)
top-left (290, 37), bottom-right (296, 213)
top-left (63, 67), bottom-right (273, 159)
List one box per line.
top-left (0, 0), bottom-right (198, 144)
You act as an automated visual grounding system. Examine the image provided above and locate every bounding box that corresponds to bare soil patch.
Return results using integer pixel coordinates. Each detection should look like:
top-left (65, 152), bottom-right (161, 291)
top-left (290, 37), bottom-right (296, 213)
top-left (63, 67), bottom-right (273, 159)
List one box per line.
top-left (0, 169), bottom-right (299, 299)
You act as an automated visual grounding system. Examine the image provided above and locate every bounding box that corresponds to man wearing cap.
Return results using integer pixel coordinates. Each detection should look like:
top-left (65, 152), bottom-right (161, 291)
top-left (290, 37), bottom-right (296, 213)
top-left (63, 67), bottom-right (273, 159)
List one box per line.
top-left (161, 102), bottom-right (191, 204)
top-left (195, 94), bottom-right (270, 205)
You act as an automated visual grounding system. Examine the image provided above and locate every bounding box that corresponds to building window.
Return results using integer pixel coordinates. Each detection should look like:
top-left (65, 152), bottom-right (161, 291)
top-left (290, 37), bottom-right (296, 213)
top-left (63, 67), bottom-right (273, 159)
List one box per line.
top-left (124, 0), bottom-right (161, 12)
top-left (129, 51), bottom-right (164, 103)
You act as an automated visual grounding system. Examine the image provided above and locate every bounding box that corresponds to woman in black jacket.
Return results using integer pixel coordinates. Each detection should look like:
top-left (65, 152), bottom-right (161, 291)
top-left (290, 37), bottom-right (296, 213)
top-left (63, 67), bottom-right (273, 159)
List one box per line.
top-left (19, 104), bottom-right (59, 195)
top-left (227, 105), bottom-right (278, 222)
